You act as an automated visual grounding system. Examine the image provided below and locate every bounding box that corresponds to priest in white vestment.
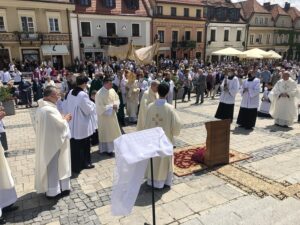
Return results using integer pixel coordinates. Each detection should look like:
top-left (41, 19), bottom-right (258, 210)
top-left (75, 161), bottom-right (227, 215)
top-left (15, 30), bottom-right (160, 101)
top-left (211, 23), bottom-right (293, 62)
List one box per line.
top-left (136, 80), bottom-right (159, 131)
top-left (144, 83), bottom-right (181, 189)
top-left (237, 71), bottom-right (261, 129)
top-left (269, 71), bottom-right (298, 127)
top-left (163, 72), bottom-right (175, 105)
top-left (95, 77), bottom-right (122, 154)
top-left (215, 72), bottom-right (240, 121)
top-left (35, 86), bottom-right (72, 198)
top-left (125, 70), bottom-right (140, 123)
top-left (64, 75), bottom-right (95, 173)
top-left (0, 134), bottom-right (18, 223)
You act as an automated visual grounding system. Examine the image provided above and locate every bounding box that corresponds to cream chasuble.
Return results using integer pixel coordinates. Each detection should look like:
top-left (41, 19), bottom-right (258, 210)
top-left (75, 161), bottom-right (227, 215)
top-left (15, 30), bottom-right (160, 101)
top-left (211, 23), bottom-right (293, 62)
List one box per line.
top-left (126, 80), bottom-right (140, 120)
top-left (35, 100), bottom-right (71, 194)
top-left (95, 87), bottom-right (122, 152)
top-left (269, 78), bottom-right (299, 126)
top-left (144, 99), bottom-right (181, 188)
top-left (136, 89), bottom-right (158, 131)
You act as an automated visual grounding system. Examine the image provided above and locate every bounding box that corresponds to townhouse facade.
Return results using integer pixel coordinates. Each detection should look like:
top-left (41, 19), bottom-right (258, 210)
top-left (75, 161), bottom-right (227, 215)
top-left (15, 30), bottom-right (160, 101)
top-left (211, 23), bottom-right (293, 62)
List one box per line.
top-left (71, 0), bottom-right (152, 61)
top-left (150, 0), bottom-right (206, 60)
top-left (204, 0), bottom-right (247, 62)
top-left (0, 0), bottom-right (75, 70)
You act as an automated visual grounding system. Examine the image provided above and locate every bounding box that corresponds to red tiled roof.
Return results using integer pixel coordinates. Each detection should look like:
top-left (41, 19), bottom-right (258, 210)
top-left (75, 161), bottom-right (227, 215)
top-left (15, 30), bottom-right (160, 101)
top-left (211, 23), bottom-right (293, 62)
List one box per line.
top-left (239, 0), bottom-right (269, 20)
top-left (287, 7), bottom-right (300, 21)
top-left (266, 4), bottom-right (288, 20)
top-left (201, 0), bottom-right (236, 8)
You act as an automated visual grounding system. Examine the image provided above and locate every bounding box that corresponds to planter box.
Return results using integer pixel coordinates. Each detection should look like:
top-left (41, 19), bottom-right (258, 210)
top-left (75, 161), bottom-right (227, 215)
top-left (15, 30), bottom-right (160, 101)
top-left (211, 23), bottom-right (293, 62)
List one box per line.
top-left (2, 100), bottom-right (15, 116)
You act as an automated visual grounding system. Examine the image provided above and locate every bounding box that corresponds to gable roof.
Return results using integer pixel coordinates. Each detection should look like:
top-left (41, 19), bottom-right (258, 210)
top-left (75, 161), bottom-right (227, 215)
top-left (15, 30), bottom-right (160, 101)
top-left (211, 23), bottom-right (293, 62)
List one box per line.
top-left (239, 0), bottom-right (269, 20)
top-left (287, 7), bottom-right (300, 22)
top-left (265, 4), bottom-right (288, 20)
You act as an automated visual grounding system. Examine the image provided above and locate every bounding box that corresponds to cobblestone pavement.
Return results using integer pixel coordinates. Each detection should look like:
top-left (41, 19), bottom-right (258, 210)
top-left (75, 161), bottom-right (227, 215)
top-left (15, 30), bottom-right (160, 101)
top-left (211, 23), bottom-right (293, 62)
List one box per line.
top-left (3, 93), bottom-right (300, 225)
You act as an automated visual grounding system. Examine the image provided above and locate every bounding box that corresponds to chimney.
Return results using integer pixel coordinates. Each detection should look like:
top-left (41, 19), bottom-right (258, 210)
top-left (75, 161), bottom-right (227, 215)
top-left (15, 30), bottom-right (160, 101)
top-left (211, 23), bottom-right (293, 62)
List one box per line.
top-left (263, 2), bottom-right (271, 10)
top-left (284, 2), bottom-right (290, 11)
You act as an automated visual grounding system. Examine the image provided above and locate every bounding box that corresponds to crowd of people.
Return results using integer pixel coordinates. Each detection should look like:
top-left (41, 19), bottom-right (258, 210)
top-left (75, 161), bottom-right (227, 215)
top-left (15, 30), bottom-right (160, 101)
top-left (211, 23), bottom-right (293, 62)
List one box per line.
top-left (1, 57), bottom-right (300, 223)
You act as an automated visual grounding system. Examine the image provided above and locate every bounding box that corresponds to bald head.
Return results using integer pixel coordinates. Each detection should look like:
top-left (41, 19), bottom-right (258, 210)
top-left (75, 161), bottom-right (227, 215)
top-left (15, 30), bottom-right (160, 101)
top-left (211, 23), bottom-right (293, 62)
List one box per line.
top-left (151, 80), bottom-right (160, 93)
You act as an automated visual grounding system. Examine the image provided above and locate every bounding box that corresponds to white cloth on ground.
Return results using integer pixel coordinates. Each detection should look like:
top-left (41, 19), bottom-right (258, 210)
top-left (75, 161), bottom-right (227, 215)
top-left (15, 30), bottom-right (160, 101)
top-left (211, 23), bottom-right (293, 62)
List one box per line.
top-left (111, 127), bottom-right (173, 216)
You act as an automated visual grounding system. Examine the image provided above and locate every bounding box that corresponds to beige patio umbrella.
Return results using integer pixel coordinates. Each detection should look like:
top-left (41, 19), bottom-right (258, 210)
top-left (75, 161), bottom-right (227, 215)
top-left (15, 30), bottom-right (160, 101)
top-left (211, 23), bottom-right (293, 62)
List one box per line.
top-left (212, 47), bottom-right (245, 56)
top-left (243, 48), bottom-right (272, 58)
top-left (238, 51), bottom-right (263, 59)
top-left (267, 50), bottom-right (282, 59)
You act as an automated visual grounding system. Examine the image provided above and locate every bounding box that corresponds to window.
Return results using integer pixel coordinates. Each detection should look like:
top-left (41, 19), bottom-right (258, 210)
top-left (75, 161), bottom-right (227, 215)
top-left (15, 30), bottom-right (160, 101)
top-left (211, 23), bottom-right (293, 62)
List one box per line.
top-left (132, 24), bottom-right (140, 37)
top-left (81, 22), bottom-right (91, 37)
top-left (224, 30), bottom-right (229, 42)
top-left (236, 30), bottom-right (241, 41)
top-left (255, 17), bottom-right (258, 24)
top-left (196, 52), bottom-right (201, 59)
top-left (216, 7), bottom-right (226, 21)
top-left (79, 0), bottom-right (91, 6)
top-left (0, 17), bottom-right (5, 32)
top-left (171, 7), bottom-right (176, 16)
top-left (210, 29), bottom-right (216, 42)
top-left (250, 34), bottom-right (254, 44)
top-left (285, 34), bottom-right (289, 43)
top-left (106, 23), bottom-right (116, 36)
top-left (49, 18), bottom-right (59, 32)
top-left (197, 31), bottom-right (202, 43)
top-left (265, 18), bottom-right (268, 25)
top-left (185, 31), bottom-right (191, 41)
top-left (257, 34), bottom-right (262, 44)
top-left (158, 30), bottom-right (164, 43)
top-left (125, 0), bottom-right (139, 10)
top-left (266, 34), bottom-right (270, 44)
top-left (196, 9), bottom-right (201, 18)
top-left (102, 0), bottom-right (116, 8)
top-left (184, 8), bottom-right (189, 17)
top-left (260, 18), bottom-right (263, 25)
top-left (156, 6), bottom-right (163, 16)
top-left (172, 31), bottom-right (178, 42)
top-left (21, 16), bottom-right (34, 32)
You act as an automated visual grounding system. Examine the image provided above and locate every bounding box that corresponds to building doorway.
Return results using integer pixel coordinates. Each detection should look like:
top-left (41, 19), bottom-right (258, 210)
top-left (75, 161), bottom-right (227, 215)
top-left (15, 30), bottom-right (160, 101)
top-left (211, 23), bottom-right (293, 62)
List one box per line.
top-left (22, 49), bottom-right (40, 72)
top-left (52, 55), bottom-right (63, 70)
top-left (0, 49), bottom-right (10, 70)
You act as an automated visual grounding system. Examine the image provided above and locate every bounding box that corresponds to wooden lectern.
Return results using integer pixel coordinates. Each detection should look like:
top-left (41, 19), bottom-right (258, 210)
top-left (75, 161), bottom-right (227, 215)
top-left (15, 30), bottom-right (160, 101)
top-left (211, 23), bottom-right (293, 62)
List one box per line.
top-left (204, 119), bottom-right (231, 167)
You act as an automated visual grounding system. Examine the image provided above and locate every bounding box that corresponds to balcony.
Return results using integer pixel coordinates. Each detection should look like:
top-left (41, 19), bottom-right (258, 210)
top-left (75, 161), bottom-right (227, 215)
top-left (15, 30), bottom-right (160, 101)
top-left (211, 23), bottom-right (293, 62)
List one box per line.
top-left (99, 36), bottom-right (128, 46)
top-left (172, 41), bottom-right (196, 49)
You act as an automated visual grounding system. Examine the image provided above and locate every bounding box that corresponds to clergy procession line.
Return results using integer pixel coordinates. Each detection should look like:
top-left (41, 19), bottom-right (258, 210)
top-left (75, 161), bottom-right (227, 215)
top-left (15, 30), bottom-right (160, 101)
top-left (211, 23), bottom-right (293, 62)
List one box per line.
top-left (1, 58), bottom-right (300, 224)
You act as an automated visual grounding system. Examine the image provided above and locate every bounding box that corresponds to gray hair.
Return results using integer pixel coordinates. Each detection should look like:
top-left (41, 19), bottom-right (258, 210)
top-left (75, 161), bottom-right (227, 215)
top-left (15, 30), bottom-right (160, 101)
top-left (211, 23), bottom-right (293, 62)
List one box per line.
top-left (44, 86), bottom-right (57, 97)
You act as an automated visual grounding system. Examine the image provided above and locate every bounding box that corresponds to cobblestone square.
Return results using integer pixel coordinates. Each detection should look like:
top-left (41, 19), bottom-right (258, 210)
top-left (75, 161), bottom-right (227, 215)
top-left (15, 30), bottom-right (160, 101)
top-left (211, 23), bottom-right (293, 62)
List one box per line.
top-left (3, 93), bottom-right (300, 225)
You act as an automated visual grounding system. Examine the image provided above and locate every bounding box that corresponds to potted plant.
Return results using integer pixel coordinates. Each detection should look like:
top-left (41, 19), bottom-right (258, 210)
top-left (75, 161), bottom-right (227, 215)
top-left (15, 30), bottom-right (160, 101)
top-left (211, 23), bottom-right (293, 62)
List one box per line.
top-left (0, 86), bottom-right (15, 116)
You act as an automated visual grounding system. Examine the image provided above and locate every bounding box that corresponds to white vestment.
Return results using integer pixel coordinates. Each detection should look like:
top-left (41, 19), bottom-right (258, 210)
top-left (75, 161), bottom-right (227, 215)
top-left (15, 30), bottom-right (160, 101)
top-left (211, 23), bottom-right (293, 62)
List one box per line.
top-left (64, 90), bottom-right (95, 139)
top-left (126, 80), bottom-right (140, 121)
top-left (96, 87), bottom-right (122, 153)
top-left (269, 78), bottom-right (298, 126)
top-left (0, 144), bottom-right (17, 213)
top-left (219, 76), bottom-right (240, 104)
top-left (165, 80), bottom-right (175, 104)
top-left (259, 88), bottom-right (271, 114)
top-left (35, 100), bottom-right (71, 194)
top-left (111, 127), bottom-right (173, 216)
top-left (240, 78), bottom-right (261, 109)
top-left (136, 89), bottom-right (158, 131)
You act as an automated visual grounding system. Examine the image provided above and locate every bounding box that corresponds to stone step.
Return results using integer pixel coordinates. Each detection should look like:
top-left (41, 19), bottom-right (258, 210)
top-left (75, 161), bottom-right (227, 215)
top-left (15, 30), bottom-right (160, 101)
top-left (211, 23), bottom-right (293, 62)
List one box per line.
top-left (239, 197), bottom-right (300, 225)
top-left (274, 205), bottom-right (300, 225)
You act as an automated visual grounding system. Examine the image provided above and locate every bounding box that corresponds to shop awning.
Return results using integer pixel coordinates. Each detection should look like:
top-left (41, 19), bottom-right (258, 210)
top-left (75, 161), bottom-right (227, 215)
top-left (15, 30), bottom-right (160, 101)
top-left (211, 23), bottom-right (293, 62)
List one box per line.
top-left (41, 45), bottom-right (69, 56)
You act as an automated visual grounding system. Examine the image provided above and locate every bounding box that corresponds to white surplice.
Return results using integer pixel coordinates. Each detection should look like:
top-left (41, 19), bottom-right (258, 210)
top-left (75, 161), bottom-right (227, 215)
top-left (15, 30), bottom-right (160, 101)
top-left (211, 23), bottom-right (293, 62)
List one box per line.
top-left (269, 78), bottom-right (299, 126)
top-left (35, 99), bottom-right (71, 194)
top-left (219, 76), bottom-right (240, 104)
top-left (240, 78), bottom-right (261, 109)
top-left (0, 144), bottom-right (17, 212)
top-left (64, 90), bottom-right (95, 139)
top-left (259, 88), bottom-right (271, 114)
top-left (111, 127), bottom-right (173, 216)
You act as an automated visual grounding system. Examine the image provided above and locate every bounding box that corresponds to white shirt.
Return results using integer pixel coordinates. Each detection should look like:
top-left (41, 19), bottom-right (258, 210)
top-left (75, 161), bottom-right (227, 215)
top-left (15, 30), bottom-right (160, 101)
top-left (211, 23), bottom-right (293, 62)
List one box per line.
top-left (14, 71), bottom-right (22, 83)
top-left (2, 72), bottom-right (11, 83)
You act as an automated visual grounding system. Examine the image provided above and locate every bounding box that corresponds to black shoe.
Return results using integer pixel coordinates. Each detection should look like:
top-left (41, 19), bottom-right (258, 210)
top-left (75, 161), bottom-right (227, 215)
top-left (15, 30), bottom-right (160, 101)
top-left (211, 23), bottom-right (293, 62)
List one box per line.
top-left (84, 164), bottom-right (95, 169)
top-left (0, 217), bottom-right (6, 224)
top-left (45, 194), bottom-right (60, 200)
top-left (60, 190), bottom-right (71, 197)
top-left (2, 205), bottom-right (18, 213)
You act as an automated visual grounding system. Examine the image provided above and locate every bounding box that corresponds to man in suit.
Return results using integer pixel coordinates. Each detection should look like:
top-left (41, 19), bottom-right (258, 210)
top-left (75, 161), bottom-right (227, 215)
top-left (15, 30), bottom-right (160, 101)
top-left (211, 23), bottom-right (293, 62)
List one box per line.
top-left (194, 69), bottom-right (207, 104)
